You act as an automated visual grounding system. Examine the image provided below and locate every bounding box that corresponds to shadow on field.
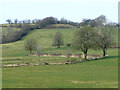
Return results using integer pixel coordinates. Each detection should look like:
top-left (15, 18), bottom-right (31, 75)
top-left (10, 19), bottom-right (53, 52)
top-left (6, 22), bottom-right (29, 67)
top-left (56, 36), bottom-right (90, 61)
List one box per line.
top-left (93, 56), bottom-right (118, 61)
top-left (79, 55), bottom-right (118, 64)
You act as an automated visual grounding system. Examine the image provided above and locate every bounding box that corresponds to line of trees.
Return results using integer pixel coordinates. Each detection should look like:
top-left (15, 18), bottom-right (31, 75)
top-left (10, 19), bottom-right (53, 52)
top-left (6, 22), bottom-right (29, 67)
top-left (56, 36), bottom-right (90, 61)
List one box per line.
top-left (2, 24), bottom-right (36, 44)
top-left (24, 26), bottom-right (115, 65)
top-left (2, 15), bottom-right (118, 44)
top-left (5, 15), bottom-right (118, 28)
top-left (52, 26), bottom-right (115, 60)
top-left (2, 16), bottom-right (78, 44)
top-left (6, 19), bottom-right (39, 24)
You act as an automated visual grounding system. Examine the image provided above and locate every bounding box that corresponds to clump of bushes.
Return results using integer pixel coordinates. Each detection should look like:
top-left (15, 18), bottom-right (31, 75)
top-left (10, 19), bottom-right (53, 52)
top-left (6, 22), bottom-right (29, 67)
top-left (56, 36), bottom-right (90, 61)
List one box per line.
top-left (2, 24), bottom-right (37, 44)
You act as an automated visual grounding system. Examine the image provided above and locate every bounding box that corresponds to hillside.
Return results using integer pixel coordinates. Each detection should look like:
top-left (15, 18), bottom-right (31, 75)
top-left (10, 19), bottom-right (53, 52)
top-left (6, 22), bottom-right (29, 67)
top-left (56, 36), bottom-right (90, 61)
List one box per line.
top-left (2, 27), bottom-right (118, 56)
top-left (2, 28), bottom-right (79, 57)
top-left (2, 28), bottom-right (118, 88)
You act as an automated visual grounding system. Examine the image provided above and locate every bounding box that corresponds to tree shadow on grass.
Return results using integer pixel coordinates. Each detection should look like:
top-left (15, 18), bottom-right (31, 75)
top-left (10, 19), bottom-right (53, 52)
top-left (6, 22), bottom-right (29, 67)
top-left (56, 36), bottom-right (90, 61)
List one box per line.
top-left (91, 56), bottom-right (119, 61)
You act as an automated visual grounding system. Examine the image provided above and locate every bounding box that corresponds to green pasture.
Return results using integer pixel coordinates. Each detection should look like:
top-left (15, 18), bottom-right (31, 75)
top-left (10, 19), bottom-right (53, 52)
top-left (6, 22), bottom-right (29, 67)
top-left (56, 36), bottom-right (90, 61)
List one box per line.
top-left (2, 48), bottom-right (118, 88)
top-left (2, 28), bottom-right (118, 57)
top-left (2, 28), bottom-right (118, 88)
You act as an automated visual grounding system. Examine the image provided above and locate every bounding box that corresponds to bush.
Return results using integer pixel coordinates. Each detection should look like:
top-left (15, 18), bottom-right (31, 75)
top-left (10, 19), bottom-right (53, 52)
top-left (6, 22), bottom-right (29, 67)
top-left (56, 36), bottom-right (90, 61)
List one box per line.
top-left (66, 43), bottom-right (71, 47)
top-left (2, 24), bottom-right (36, 44)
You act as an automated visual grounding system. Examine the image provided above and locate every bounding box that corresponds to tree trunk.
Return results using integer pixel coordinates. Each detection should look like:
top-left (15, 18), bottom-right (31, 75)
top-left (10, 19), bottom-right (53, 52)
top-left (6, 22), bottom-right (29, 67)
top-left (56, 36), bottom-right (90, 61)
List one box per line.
top-left (38, 56), bottom-right (40, 65)
top-left (58, 45), bottom-right (60, 48)
top-left (84, 52), bottom-right (87, 61)
top-left (103, 49), bottom-right (107, 57)
top-left (30, 50), bottom-right (32, 55)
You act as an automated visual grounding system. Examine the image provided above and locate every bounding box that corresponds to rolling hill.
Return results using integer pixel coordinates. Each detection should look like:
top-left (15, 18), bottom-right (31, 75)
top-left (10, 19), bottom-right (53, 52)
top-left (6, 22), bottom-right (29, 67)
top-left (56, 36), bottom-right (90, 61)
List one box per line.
top-left (2, 27), bottom-right (118, 88)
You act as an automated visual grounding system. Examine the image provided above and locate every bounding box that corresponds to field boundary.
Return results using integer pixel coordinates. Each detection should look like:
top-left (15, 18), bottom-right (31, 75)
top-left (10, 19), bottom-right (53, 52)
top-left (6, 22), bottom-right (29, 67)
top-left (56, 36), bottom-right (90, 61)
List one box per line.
top-left (1, 55), bottom-right (105, 67)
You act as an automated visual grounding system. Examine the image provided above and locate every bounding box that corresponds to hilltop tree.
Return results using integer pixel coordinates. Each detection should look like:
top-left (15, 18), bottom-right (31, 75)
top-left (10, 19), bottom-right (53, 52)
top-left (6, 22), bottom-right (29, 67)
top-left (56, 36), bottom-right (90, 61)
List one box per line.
top-left (72, 26), bottom-right (95, 60)
top-left (32, 19), bottom-right (40, 23)
top-left (95, 15), bottom-right (106, 27)
top-left (37, 17), bottom-right (58, 28)
top-left (80, 15), bottom-right (107, 27)
top-left (94, 26), bottom-right (115, 57)
top-left (24, 38), bottom-right (38, 55)
top-left (52, 31), bottom-right (64, 48)
top-left (14, 19), bottom-right (19, 24)
top-left (27, 19), bottom-right (31, 23)
top-left (81, 19), bottom-right (92, 26)
top-left (60, 17), bottom-right (68, 24)
top-left (6, 19), bottom-right (12, 24)
top-left (22, 19), bottom-right (31, 24)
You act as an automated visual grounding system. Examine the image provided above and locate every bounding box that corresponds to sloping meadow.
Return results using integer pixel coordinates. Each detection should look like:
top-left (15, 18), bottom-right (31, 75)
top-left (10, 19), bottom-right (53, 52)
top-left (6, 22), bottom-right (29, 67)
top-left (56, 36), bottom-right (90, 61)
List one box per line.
top-left (2, 28), bottom-right (118, 88)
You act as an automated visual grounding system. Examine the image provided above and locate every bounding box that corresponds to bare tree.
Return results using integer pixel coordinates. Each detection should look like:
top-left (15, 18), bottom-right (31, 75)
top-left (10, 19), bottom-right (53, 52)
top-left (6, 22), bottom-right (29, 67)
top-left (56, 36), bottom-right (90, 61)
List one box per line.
top-left (36, 44), bottom-right (42, 65)
top-left (24, 38), bottom-right (38, 55)
top-left (52, 31), bottom-right (64, 48)
top-left (94, 26), bottom-right (115, 57)
top-left (66, 50), bottom-right (71, 60)
top-left (95, 15), bottom-right (106, 28)
top-left (72, 26), bottom-right (95, 60)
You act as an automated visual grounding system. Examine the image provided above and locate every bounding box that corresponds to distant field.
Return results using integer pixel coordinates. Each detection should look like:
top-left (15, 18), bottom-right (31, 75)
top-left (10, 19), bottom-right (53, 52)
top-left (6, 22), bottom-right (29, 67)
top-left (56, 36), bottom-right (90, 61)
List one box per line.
top-left (2, 28), bottom-right (118, 88)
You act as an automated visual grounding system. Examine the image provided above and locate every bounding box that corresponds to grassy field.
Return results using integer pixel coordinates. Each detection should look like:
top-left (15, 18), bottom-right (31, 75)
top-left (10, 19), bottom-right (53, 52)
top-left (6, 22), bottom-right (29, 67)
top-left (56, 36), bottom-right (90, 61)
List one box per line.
top-left (2, 48), bottom-right (118, 88)
top-left (2, 28), bottom-right (118, 88)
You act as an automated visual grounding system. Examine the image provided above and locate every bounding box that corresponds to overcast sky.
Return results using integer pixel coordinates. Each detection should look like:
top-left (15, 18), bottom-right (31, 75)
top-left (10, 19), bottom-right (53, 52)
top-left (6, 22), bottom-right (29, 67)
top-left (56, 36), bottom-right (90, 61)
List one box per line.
top-left (0, 0), bottom-right (119, 24)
